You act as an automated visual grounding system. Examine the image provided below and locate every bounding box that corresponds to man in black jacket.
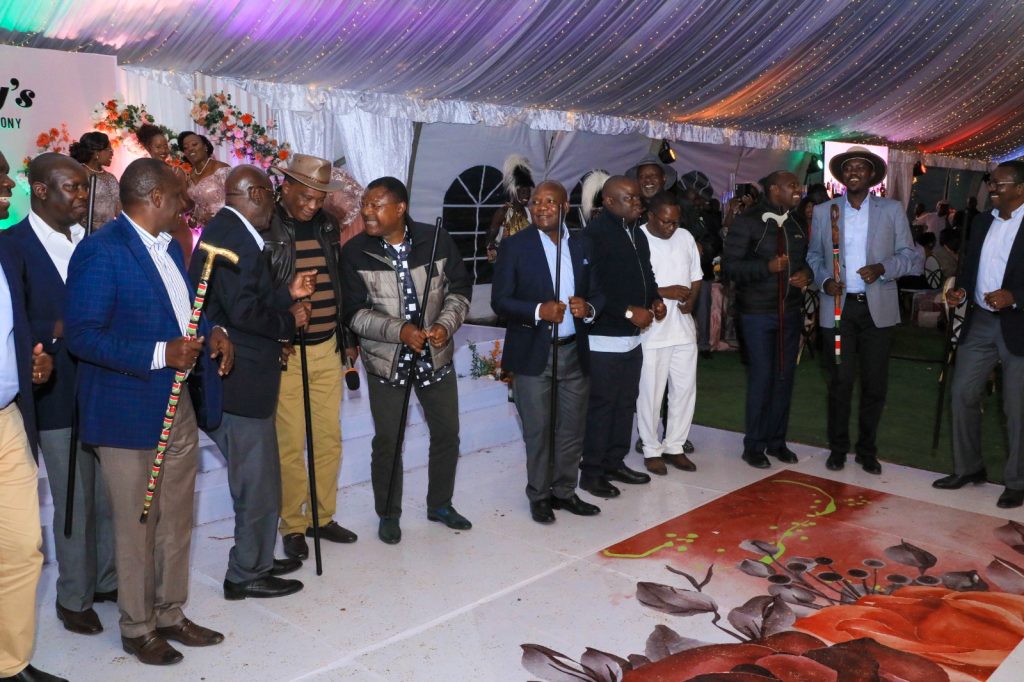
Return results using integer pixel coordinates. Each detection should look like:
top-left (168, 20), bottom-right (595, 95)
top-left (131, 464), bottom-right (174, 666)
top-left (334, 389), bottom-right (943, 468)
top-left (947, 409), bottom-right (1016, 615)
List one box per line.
top-left (723, 171), bottom-right (810, 469)
top-left (342, 176), bottom-right (472, 544)
top-left (265, 154), bottom-right (358, 560)
top-left (191, 166), bottom-right (315, 600)
top-left (580, 176), bottom-right (666, 498)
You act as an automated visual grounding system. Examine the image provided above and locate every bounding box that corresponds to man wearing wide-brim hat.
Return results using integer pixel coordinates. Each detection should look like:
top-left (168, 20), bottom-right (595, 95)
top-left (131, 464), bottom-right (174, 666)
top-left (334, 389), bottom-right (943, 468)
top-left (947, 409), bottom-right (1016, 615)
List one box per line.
top-left (264, 153), bottom-right (359, 560)
top-left (806, 146), bottom-right (922, 475)
top-left (625, 154), bottom-right (678, 207)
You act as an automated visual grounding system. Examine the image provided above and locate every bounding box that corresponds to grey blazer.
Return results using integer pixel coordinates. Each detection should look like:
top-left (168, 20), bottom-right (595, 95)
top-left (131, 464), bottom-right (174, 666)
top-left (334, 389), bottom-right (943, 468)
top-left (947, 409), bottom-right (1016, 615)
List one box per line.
top-left (807, 195), bottom-right (922, 329)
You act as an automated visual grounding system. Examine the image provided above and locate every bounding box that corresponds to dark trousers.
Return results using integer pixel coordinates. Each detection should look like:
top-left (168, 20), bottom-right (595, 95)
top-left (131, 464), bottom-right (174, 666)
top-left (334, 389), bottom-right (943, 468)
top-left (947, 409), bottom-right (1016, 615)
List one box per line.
top-left (206, 412), bottom-right (282, 584)
top-left (739, 310), bottom-right (802, 452)
top-left (582, 346), bottom-right (642, 478)
top-left (512, 341), bottom-right (588, 502)
top-left (821, 298), bottom-right (893, 457)
top-left (367, 370), bottom-right (460, 519)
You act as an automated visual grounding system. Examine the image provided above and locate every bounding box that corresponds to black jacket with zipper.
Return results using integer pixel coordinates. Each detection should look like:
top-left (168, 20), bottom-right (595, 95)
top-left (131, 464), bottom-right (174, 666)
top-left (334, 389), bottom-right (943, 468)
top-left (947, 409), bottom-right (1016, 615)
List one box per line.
top-left (722, 199), bottom-right (811, 315)
top-left (583, 208), bottom-right (660, 337)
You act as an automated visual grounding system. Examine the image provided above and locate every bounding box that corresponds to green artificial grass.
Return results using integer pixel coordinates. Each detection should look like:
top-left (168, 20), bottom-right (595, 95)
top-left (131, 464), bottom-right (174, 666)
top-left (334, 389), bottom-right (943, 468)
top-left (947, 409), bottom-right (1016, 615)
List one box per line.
top-left (693, 326), bottom-right (1011, 483)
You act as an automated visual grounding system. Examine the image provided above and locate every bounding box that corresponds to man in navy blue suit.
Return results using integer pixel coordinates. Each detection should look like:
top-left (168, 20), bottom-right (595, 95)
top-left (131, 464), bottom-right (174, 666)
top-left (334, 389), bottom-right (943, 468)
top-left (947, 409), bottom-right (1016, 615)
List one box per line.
top-left (492, 181), bottom-right (604, 523)
top-left (3, 153), bottom-right (118, 638)
top-left (65, 159), bottom-right (233, 667)
top-left (0, 148), bottom-right (64, 682)
top-left (191, 166), bottom-right (314, 600)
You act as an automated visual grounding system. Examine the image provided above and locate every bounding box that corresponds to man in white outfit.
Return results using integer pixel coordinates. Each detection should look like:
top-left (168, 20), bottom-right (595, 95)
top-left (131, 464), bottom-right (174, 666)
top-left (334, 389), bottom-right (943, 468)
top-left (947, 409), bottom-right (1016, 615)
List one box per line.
top-left (637, 192), bottom-right (703, 475)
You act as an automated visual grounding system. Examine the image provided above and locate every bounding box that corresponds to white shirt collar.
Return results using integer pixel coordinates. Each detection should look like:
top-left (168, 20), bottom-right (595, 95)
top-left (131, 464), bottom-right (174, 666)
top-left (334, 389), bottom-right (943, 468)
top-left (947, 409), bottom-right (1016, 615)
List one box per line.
top-left (224, 206), bottom-right (265, 249)
top-left (28, 210), bottom-right (84, 246)
top-left (991, 203), bottom-right (1024, 222)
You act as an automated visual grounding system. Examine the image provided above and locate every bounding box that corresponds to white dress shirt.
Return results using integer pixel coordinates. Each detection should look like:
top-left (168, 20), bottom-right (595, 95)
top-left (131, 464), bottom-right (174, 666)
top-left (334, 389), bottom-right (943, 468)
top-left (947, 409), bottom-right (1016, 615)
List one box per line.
top-left (28, 210), bottom-right (84, 283)
top-left (533, 226), bottom-right (577, 339)
top-left (123, 213), bottom-right (194, 370)
top-left (640, 225), bottom-right (702, 349)
top-left (843, 197), bottom-right (870, 294)
top-left (976, 204), bottom-right (1024, 310)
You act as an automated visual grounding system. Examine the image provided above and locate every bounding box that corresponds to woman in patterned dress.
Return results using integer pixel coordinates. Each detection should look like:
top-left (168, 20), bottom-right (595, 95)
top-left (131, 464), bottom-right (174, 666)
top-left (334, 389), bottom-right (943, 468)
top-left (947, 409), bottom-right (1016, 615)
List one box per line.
top-left (69, 132), bottom-right (120, 229)
top-left (178, 131), bottom-right (230, 245)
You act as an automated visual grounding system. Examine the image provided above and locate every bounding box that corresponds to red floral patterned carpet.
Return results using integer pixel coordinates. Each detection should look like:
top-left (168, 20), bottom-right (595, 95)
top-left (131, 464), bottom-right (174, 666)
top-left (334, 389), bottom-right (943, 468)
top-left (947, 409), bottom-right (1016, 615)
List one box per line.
top-left (522, 470), bottom-right (1024, 681)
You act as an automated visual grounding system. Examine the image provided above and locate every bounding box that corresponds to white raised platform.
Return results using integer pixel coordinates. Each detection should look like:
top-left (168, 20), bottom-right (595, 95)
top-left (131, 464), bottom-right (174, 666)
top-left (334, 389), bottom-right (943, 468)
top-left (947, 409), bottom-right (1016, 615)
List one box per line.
top-left (36, 325), bottom-right (511, 561)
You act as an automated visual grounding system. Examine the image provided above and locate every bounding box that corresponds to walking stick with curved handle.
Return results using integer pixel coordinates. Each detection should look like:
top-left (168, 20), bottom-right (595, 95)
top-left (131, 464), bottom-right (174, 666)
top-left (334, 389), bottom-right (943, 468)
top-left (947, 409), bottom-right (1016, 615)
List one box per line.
top-left (139, 242), bottom-right (239, 523)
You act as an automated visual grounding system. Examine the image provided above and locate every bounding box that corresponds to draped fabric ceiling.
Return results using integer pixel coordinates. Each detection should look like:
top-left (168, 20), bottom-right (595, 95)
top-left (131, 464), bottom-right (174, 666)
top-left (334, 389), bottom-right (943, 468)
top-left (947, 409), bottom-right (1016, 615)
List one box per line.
top-left (2, 0), bottom-right (1023, 161)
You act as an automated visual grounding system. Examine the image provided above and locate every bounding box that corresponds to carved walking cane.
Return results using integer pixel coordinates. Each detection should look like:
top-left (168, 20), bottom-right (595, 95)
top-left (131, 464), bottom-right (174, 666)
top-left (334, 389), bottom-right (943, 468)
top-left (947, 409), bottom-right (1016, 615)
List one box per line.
top-left (830, 204), bottom-right (842, 365)
top-left (762, 210), bottom-right (790, 378)
top-left (139, 242), bottom-right (239, 523)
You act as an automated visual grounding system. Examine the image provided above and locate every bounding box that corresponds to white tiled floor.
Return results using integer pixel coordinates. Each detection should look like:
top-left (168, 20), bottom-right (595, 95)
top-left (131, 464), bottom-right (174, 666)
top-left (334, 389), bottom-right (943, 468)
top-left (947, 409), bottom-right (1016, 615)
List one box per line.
top-left (29, 424), bottom-right (1024, 681)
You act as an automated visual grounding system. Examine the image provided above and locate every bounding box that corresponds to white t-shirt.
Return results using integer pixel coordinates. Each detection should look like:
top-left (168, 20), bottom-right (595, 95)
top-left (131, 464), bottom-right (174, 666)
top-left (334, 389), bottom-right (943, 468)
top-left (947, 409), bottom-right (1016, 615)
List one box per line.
top-left (640, 224), bottom-right (703, 349)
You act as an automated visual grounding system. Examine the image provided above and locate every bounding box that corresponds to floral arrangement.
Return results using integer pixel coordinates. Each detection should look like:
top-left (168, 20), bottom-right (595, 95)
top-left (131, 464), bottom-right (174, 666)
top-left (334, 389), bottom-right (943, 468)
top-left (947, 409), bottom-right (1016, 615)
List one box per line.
top-left (92, 98), bottom-right (155, 153)
top-left (19, 123), bottom-right (74, 179)
top-left (467, 340), bottom-right (506, 381)
top-left (189, 91), bottom-right (291, 170)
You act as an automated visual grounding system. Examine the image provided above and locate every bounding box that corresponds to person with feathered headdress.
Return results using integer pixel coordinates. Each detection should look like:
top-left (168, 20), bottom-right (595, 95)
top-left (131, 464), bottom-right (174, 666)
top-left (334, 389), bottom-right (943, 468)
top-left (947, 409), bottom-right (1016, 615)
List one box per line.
top-left (579, 169), bottom-right (609, 227)
top-left (486, 154), bottom-right (535, 262)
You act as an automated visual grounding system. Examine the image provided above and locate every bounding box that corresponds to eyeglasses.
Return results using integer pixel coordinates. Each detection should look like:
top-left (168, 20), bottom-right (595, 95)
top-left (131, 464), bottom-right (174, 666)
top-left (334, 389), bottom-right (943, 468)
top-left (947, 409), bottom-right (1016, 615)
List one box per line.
top-left (360, 201), bottom-right (397, 211)
top-left (987, 179), bottom-right (1020, 188)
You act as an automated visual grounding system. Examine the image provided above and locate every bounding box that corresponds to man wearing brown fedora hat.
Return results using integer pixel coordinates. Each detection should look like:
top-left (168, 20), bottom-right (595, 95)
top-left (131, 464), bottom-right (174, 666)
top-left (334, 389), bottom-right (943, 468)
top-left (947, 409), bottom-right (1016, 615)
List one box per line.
top-left (264, 153), bottom-right (359, 560)
top-left (806, 146), bottom-right (921, 475)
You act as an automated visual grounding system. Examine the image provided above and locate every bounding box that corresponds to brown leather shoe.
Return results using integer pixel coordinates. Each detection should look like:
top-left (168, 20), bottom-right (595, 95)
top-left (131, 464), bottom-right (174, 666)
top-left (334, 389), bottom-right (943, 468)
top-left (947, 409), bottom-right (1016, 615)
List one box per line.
top-left (55, 603), bottom-right (102, 635)
top-left (155, 618), bottom-right (225, 647)
top-left (644, 458), bottom-right (668, 475)
top-left (121, 633), bottom-right (183, 665)
top-left (663, 453), bottom-right (697, 472)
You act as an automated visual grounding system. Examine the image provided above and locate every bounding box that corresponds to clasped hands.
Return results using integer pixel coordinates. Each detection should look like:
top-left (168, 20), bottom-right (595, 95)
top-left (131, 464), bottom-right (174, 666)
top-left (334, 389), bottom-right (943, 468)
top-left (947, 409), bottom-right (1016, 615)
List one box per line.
top-left (400, 323), bottom-right (449, 353)
top-left (946, 286), bottom-right (1015, 311)
top-left (539, 296), bottom-right (591, 324)
top-left (767, 256), bottom-right (812, 288)
top-left (166, 326), bottom-right (234, 376)
top-left (625, 300), bottom-right (667, 329)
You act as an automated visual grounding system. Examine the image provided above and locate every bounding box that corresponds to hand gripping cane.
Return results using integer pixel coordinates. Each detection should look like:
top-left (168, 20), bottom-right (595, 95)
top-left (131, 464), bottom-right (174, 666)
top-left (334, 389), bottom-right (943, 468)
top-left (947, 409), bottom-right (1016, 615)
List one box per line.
top-left (139, 242), bottom-right (239, 523)
top-left (548, 207), bottom-right (565, 472)
top-left (830, 204), bottom-right (842, 365)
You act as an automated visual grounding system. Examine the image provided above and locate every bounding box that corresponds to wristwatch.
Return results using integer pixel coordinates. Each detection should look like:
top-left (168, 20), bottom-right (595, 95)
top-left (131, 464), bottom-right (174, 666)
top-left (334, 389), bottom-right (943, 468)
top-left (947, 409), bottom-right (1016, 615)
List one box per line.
top-left (624, 308), bottom-right (634, 320)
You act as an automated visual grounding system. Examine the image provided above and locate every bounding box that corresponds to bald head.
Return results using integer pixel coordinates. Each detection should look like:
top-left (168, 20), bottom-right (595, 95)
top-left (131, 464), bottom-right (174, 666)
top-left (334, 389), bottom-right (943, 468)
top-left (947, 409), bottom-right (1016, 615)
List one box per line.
top-left (226, 164), bottom-right (275, 229)
top-left (533, 180), bottom-right (567, 204)
top-left (28, 152), bottom-right (83, 185)
top-left (602, 175), bottom-right (643, 222)
top-left (28, 152), bottom-right (88, 230)
top-left (120, 158), bottom-right (187, 236)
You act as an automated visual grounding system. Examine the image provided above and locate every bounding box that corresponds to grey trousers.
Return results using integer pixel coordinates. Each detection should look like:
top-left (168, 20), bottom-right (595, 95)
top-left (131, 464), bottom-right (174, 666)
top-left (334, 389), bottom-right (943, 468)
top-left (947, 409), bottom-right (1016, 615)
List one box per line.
top-left (367, 370), bottom-right (460, 519)
top-left (38, 427), bottom-right (117, 611)
top-left (512, 341), bottom-right (588, 502)
top-left (206, 412), bottom-right (282, 583)
top-left (952, 310), bottom-right (1024, 488)
top-left (97, 390), bottom-right (199, 638)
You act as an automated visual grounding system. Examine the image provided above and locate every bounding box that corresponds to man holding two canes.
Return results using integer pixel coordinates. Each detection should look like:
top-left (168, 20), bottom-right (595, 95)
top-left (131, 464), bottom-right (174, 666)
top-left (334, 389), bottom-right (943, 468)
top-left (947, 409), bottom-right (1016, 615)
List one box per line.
top-left (492, 181), bottom-right (603, 523)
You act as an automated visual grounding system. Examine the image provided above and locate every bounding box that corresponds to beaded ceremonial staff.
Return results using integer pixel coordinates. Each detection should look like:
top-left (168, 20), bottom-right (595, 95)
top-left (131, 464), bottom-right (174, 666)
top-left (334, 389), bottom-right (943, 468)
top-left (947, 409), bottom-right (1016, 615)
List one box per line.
top-left (830, 204), bottom-right (842, 364)
top-left (140, 241), bottom-right (239, 523)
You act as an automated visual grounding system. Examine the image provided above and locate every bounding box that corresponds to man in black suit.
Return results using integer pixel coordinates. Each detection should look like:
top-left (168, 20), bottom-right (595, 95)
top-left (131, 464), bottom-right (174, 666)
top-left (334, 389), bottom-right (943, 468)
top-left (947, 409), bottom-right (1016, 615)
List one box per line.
top-left (933, 161), bottom-right (1024, 508)
top-left (190, 166), bottom-right (315, 599)
top-left (492, 181), bottom-right (604, 523)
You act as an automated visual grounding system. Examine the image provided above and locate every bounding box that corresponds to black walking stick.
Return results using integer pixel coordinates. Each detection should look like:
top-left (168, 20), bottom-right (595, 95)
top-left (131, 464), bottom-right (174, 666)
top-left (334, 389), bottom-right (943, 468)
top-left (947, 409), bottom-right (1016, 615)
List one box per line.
top-left (297, 325), bottom-right (323, 575)
top-left (548, 208), bottom-right (564, 471)
top-left (63, 173), bottom-right (97, 538)
top-left (382, 218), bottom-right (443, 522)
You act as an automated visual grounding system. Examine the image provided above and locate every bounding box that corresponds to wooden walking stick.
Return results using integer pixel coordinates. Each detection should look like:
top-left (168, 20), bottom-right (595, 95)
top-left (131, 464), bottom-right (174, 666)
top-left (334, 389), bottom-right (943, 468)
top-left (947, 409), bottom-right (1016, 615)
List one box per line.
top-left (63, 173), bottom-right (98, 538)
top-left (830, 204), bottom-right (842, 365)
top-left (382, 218), bottom-right (443, 522)
top-left (548, 207), bottom-right (565, 471)
top-left (762, 210), bottom-right (790, 379)
top-left (139, 242), bottom-right (239, 523)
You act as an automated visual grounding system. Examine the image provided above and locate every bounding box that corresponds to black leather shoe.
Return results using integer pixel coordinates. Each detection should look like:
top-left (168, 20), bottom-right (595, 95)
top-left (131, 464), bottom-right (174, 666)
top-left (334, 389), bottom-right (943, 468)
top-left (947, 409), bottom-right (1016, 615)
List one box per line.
top-left (92, 589), bottom-right (117, 603)
top-left (0, 664), bottom-right (68, 681)
top-left (223, 576), bottom-right (303, 600)
top-left (551, 494), bottom-right (600, 516)
top-left (825, 451), bottom-right (846, 471)
top-left (606, 465), bottom-right (651, 485)
top-left (121, 633), bottom-right (183, 666)
top-left (427, 505), bottom-right (472, 530)
top-left (155, 618), bottom-right (224, 647)
top-left (282, 533), bottom-right (308, 560)
top-left (269, 557), bottom-right (301, 576)
top-left (767, 447), bottom-right (798, 464)
top-left (683, 440), bottom-right (695, 454)
top-left (741, 449), bottom-right (770, 469)
top-left (855, 454), bottom-right (882, 475)
top-left (56, 603), bottom-right (102, 635)
top-left (530, 499), bottom-right (555, 523)
top-left (307, 520), bottom-right (357, 543)
top-left (933, 469), bottom-right (987, 489)
top-left (378, 517), bottom-right (402, 544)
top-left (998, 488), bottom-right (1024, 509)
top-left (580, 476), bottom-right (620, 498)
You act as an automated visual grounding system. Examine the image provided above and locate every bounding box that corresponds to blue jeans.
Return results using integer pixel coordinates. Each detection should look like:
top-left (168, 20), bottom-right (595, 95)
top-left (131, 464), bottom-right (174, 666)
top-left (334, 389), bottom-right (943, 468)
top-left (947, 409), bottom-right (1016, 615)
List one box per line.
top-left (739, 311), bottom-right (802, 452)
